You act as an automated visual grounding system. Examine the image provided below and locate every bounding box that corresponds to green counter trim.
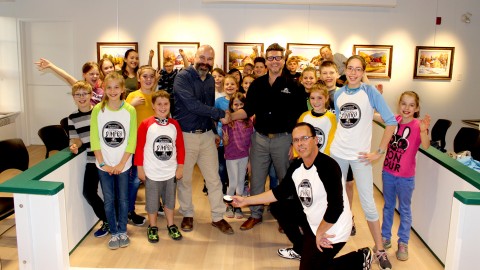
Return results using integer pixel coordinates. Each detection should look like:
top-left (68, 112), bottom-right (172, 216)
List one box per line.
top-left (454, 191), bottom-right (480, 205)
top-left (0, 147), bottom-right (82, 195)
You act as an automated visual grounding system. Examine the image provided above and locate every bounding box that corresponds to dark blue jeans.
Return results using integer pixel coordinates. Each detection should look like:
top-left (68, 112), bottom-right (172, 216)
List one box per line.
top-left (98, 169), bottom-right (129, 235)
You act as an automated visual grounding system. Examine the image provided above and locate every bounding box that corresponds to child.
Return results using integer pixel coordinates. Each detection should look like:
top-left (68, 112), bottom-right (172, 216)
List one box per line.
top-left (300, 67), bottom-right (318, 110)
top-left (215, 75), bottom-right (238, 195)
top-left (319, 60), bottom-right (340, 111)
top-left (223, 92), bottom-right (254, 219)
top-left (90, 72), bottom-right (137, 250)
top-left (212, 68), bottom-right (226, 100)
top-left (285, 57), bottom-right (301, 81)
top-left (376, 91), bottom-right (431, 261)
top-left (125, 65), bottom-right (158, 225)
top-left (68, 81), bottom-right (109, 238)
top-left (329, 55), bottom-right (397, 270)
top-left (243, 63), bottom-right (254, 75)
top-left (241, 74), bottom-right (255, 93)
top-left (119, 49), bottom-right (140, 96)
top-left (135, 90), bottom-right (185, 242)
top-left (35, 59), bottom-right (104, 105)
top-left (297, 84), bottom-right (336, 155)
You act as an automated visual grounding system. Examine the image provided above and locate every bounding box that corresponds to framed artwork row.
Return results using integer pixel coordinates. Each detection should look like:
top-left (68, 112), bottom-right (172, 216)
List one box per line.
top-left (96, 42), bottom-right (455, 80)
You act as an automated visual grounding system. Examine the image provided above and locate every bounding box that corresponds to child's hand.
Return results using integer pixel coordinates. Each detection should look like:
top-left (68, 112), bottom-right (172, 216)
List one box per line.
top-left (35, 58), bottom-right (52, 70)
top-left (358, 151), bottom-right (382, 163)
top-left (179, 49), bottom-right (186, 57)
top-left (138, 166), bottom-right (146, 182)
top-left (130, 96), bottom-right (145, 106)
top-left (149, 49), bottom-right (154, 58)
top-left (420, 114), bottom-right (431, 132)
top-left (223, 129), bottom-right (229, 145)
top-left (214, 134), bottom-right (221, 148)
top-left (375, 84), bottom-right (384, 94)
top-left (111, 163), bottom-right (126, 175)
top-left (69, 143), bottom-right (79, 155)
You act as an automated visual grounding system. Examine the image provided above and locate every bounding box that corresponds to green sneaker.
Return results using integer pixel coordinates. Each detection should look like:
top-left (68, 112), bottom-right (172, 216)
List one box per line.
top-left (147, 226), bottom-right (159, 243)
top-left (382, 237), bottom-right (392, 249)
top-left (168, 224), bottom-right (183, 240)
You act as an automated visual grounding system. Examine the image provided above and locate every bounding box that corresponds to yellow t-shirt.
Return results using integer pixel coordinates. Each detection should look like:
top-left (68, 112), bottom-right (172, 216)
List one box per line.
top-left (126, 90), bottom-right (154, 128)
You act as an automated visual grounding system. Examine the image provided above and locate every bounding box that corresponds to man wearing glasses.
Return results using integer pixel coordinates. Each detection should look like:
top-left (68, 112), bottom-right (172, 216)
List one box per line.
top-left (227, 43), bottom-right (307, 231)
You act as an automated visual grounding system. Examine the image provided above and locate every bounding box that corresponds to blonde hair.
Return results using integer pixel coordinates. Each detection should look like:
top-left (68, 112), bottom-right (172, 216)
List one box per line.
top-left (71, 81), bottom-right (92, 95)
top-left (101, 72), bottom-right (125, 112)
top-left (309, 83), bottom-right (329, 101)
top-left (152, 90), bottom-right (171, 104)
top-left (137, 65), bottom-right (157, 91)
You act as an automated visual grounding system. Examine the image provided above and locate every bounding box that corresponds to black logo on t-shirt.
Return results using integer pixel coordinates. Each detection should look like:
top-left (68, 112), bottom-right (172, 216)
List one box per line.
top-left (298, 179), bottom-right (313, 207)
top-left (315, 127), bottom-right (325, 150)
top-left (102, 121), bottom-right (125, 148)
top-left (339, 103), bottom-right (361, 128)
top-left (153, 135), bottom-right (173, 161)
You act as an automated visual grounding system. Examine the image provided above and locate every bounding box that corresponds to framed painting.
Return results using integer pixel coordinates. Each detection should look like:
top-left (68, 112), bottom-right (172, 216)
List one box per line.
top-left (157, 42), bottom-right (200, 71)
top-left (413, 46), bottom-right (454, 80)
top-left (286, 43), bottom-right (329, 73)
top-left (96, 42), bottom-right (138, 70)
top-left (224, 42), bottom-right (264, 73)
top-left (353, 45), bottom-right (393, 79)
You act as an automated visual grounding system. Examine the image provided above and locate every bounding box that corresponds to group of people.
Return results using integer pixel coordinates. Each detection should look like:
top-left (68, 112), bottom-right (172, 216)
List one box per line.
top-left (36, 42), bottom-right (431, 270)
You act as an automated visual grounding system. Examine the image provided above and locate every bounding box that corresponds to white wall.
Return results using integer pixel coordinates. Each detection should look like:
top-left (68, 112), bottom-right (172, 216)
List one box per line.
top-left (0, 0), bottom-right (479, 148)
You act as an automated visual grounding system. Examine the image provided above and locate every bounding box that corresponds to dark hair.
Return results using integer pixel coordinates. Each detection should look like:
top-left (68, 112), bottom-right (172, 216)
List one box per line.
top-left (244, 63), bottom-right (254, 69)
top-left (294, 122), bottom-right (316, 138)
top-left (212, 68), bottom-right (226, 76)
top-left (265, 43), bottom-right (285, 57)
top-left (254, 57), bottom-right (266, 65)
top-left (229, 92), bottom-right (250, 125)
top-left (82, 62), bottom-right (99, 74)
top-left (121, 49), bottom-right (139, 79)
top-left (228, 68), bottom-right (243, 85)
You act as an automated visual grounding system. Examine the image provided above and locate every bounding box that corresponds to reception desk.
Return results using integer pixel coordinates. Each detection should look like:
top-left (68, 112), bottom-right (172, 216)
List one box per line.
top-left (0, 124), bottom-right (479, 269)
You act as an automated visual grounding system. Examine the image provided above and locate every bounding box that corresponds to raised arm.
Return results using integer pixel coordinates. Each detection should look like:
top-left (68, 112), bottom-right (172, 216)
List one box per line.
top-left (148, 49), bottom-right (154, 67)
top-left (35, 58), bottom-right (77, 86)
top-left (179, 49), bottom-right (189, 68)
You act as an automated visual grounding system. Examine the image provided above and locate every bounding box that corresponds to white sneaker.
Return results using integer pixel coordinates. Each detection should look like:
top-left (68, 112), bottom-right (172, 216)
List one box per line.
top-left (277, 247), bottom-right (301, 260)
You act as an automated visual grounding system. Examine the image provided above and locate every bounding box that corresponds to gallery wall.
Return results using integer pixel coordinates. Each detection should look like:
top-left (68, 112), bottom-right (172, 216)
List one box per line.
top-left (0, 0), bottom-right (478, 148)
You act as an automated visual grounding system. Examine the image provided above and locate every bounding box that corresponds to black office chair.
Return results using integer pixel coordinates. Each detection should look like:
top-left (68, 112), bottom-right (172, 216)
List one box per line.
top-left (430, 119), bottom-right (452, 152)
top-left (0, 138), bottom-right (29, 221)
top-left (37, 125), bottom-right (69, 158)
top-left (453, 127), bottom-right (480, 161)
top-left (60, 117), bottom-right (69, 135)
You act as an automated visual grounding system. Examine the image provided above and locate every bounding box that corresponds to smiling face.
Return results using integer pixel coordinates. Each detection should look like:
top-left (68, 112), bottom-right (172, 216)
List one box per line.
top-left (105, 78), bottom-right (125, 103)
top-left (398, 93), bottom-right (419, 121)
top-left (287, 61), bottom-right (298, 73)
top-left (194, 45), bottom-right (215, 79)
top-left (164, 61), bottom-right (174, 74)
top-left (292, 125), bottom-right (318, 160)
top-left (242, 76), bottom-right (254, 92)
top-left (309, 90), bottom-right (328, 114)
top-left (138, 67), bottom-right (156, 91)
top-left (72, 88), bottom-right (92, 112)
top-left (100, 59), bottom-right (115, 78)
top-left (265, 50), bottom-right (285, 76)
top-left (82, 67), bottom-right (100, 87)
top-left (301, 71), bottom-right (316, 91)
top-left (212, 70), bottom-right (225, 91)
top-left (320, 66), bottom-right (339, 90)
top-left (243, 64), bottom-right (253, 75)
top-left (223, 76), bottom-right (238, 98)
top-left (153, 96), bottom-right (170, 119)
top-left (320, 47), bottom-right (333, 61)
top-left (345, 58), bottom-right (365, 88)
top-left (125, 51), bottom-right (139, 71)
top-left (231, 98), bottom-right (244, 112)
top-left (254, 62), bottom-right (266, 77)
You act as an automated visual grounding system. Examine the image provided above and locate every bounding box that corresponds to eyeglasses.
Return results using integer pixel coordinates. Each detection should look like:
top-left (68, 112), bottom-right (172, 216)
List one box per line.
top-left (74, 93), bottom-right (90, 98)
top-left (346, 66), bottom-right (363, 73)
top-left (266, 56), bottom-right (284, 61)
top-left (292, 136), bottom-right (314, 144)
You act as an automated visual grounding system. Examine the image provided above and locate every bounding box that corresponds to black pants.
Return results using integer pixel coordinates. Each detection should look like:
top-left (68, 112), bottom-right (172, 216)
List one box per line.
top-left (83, 163), bottom-right (107, 222)
top-left (270, 198), bottom-right (308, 254)
top-left (301, 225), bottom-right (364, 270)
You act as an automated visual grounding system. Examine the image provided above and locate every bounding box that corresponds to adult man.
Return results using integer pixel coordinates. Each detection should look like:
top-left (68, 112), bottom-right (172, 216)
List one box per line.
top-left (228, 43), bottom-right (307, 230)
top-left (231, 123), bottom-right (373, 270)
top-left (173, 45), bottom-right (233, 234)
top-left (319, 46), bottom-right (348, 85)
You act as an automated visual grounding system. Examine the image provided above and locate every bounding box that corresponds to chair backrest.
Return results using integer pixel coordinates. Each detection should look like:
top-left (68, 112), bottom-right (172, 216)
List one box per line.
top-left (37, 125), bottom-right (69, 158)
top-left (430, 119), bottom-right (452, 152)
top-left (60, 117), bottom-right (69, 135)
top-left (454, 127), bottom-right (480, 161)
top-left (0, 138), bottom-right (28, 221)
top-left (0, 138), bottom-right (29, 174)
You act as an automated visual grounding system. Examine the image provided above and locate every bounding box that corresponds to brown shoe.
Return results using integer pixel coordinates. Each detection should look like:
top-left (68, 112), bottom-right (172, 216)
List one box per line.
top-left (212, 219), bottom-right (234, 235)
top-left (240, 217), bottom-right (262, 231)
top-left (181, 217), bottom-right (193, 232)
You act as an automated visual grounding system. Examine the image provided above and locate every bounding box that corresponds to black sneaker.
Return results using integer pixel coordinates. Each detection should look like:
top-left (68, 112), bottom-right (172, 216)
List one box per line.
top-left (167, 224), bottom-right (183, 240)
top-left (147, 226), bottom-right (159, 243)
top-left (361, 247), bottom-right (373, 270)
top-left (158, 202), bottom-right (165, 216)
top-left (94, 222), bottom-right (109, 238)
top-left (128, 211), bottom-right (145, 226)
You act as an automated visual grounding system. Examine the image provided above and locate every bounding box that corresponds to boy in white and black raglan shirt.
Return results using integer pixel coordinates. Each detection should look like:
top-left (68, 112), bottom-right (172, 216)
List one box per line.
top-left (135, 90), bottom-right (185, 243)
top-left (231, 123), bottom-right (373, 270)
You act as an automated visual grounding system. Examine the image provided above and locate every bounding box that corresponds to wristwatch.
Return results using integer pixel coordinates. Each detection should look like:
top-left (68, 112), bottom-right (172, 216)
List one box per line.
top-left (377, 148), bottom-right (386, 155)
